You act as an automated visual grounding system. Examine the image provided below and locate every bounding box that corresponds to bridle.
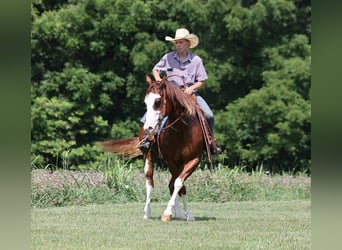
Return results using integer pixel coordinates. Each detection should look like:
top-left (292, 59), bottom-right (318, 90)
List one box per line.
top-left (154, 75), bottom-right (189, 133)
top-left (154, 82), bottom-right (167, 134)
top-left (147, 78), bottom-right (187, 159)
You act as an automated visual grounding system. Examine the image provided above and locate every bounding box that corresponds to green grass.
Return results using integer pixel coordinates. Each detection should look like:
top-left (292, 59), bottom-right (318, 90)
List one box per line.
top-left (31, 164), bottom-right (310, 208)
top-left (31, 201), bottom-right (311, 249)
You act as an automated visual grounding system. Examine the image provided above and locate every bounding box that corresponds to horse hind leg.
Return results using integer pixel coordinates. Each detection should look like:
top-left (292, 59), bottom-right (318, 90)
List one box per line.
top-left (180, 194), bottom-right (195, 221)
top-left (173, 188), bottom-right (187, 220)
top-left (173, 186), bottom-right (194, 221)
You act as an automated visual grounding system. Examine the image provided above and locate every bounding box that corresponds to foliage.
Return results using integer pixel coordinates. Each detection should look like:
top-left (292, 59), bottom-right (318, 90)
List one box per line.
top-left (216, 83), bottom-right (310, 172)
top-left (31, 156), bottom-right (310, 208)
top-left (215, 33), bottom-right (311, 172)
top-left (31, 0), bottom-right (311, 172)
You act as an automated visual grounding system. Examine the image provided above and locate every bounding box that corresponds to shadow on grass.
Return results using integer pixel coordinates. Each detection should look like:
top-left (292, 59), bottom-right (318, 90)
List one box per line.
top-left (194, 216), bottom-right (217, 221)
top-left (145, 216), bottom-right (217, 222)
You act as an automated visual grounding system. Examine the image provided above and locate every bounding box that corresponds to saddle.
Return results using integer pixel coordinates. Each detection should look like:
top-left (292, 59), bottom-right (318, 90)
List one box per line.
top-left (191, 95), bottom-right (218, 171)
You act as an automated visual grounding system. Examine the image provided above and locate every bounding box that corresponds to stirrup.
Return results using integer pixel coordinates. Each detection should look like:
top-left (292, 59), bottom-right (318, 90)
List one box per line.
top-left (139, 134), bottom-right (152, 153)
top-left (210, 144), bottom-right (222, 155)
top-left (208, 136), bottom-right (222, 155)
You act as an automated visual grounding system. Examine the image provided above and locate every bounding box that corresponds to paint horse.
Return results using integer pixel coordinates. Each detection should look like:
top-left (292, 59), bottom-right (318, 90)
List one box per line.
top-left (100, 75), bottom-right (212, 221)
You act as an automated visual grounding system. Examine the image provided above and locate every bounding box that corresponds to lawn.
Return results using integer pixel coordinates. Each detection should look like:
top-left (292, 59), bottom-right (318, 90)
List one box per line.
top-left (31, 201), bottom-right (310, 249)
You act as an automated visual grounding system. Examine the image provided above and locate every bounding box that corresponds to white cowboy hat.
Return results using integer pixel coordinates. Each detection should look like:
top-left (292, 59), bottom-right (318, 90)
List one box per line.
top-left (165, 28), bottom-right (199, 48)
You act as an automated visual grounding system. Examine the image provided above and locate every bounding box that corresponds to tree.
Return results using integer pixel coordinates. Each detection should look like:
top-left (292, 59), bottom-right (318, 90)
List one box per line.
top-left (31, 0), bottom-right (311, 171)
top-left (215, 33), bottom-right (311, 172)
top-left (216, 83), bottom-right (310, 173)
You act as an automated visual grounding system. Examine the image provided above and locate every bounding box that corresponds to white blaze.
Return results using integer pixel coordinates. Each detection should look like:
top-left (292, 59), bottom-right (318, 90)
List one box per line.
top-left (143, 92), bottom-right (161, 131)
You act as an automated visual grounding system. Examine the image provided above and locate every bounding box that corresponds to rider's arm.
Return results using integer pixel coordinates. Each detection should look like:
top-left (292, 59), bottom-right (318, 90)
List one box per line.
top-left (152, 69), bottom-right (162, 82)
top-left (184, 81), bottom-right (203, 95)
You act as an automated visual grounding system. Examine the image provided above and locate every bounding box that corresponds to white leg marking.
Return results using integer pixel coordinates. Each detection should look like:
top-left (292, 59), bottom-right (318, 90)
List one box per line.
top-left (174, 196), bottom-right (186, 220)
top-left (163, 177), bottom-right (183, 216)
top-left (143, 159), bottom-right (153, 219)
top-left (144, 159), bottom-right (149, 175)
top-left (181, 195), bottom-right (195, 221)
top-left (144, 181), bottom-right (153, 219)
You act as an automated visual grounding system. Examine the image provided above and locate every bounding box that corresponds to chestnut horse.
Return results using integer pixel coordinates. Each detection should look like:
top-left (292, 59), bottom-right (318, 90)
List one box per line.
top-left (100, 75), bottom-right (210, 221)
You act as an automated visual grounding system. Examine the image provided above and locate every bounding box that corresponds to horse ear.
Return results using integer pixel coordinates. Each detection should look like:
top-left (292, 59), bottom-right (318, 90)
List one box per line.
top-left (145, 75), bottom-right (152, 85)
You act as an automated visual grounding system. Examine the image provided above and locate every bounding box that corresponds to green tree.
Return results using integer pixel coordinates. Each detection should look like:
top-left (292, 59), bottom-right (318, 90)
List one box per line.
top-left (31, 0), bottom-right (311, 171)
top-left (216, 83), bottom-right (310, 173)
top-left (215, 33), bottom-right (311, 172)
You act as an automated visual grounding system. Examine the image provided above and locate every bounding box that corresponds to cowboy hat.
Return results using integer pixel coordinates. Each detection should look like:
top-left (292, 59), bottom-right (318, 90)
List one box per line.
top-left (165, 28), bottom-right (199, 48)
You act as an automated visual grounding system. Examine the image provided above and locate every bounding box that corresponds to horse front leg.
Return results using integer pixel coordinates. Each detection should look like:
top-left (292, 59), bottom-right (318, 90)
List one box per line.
top-left (166, 175), bottom-right (186, 220)
top-left (143, 152), bottom-right (154, 219)
top-left (162, 177), bottom-right (184, 221)
top-left (173, 186), bottom-right (194, 221)
top-left (161, 158), bottom-right (200, 221)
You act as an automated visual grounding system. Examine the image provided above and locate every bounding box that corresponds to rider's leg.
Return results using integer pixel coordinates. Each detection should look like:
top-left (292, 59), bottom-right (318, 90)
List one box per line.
top-left (195, 94), bottom-right (222, 155)
top-left (139, 114), bottom-right (168, 153)
top-left (195, 94), bottom-right (214, 132)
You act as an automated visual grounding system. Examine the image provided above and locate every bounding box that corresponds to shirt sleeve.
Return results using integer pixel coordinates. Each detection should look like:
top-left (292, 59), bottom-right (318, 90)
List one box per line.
top-left (153, 54), bottom-right (168, 72)
top-left (194, 56), bottom-right (208, 82)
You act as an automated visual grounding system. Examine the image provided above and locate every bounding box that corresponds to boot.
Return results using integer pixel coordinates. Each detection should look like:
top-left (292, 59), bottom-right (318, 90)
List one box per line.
top-left (139, 133), bottom-right (153, 153)
top-left (209, 139), bottom-right (222, 155)
top-left (210, 144), bottom-right (222, 155)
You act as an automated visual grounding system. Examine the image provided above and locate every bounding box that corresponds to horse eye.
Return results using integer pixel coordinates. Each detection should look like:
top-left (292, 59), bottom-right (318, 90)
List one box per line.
top-left (154, 98), bottom-right (161, 109)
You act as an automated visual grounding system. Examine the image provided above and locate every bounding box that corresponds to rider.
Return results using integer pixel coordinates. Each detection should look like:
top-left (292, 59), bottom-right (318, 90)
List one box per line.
top-left (140, 28), bottom-right (222, 155)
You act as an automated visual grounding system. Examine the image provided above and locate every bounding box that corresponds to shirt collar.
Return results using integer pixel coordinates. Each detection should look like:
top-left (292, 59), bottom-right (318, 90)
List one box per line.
top-left (173, 51), bottom-right (193, 63)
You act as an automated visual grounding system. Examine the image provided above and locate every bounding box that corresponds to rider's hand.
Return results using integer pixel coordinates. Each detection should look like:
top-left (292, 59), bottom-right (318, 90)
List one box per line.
top-left (184, 86), bottom-right (193, 95)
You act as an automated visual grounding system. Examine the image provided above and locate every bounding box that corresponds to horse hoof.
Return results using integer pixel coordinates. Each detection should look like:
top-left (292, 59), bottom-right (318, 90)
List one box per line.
top-left (186, 216), bottom-right (195, 221)
top-left (143, 215), bottom-right (149, 220)
top-left (161, 214), bottom-right (172, 222)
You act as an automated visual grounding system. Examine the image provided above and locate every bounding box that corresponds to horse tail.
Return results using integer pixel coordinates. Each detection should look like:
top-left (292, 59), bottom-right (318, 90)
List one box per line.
top-left (97, 137), bottom-right (143, 158)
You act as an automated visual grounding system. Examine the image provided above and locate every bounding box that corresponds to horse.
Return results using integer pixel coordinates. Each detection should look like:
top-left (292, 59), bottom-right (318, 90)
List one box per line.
top-left (100, 75), bottom-right (213, 221)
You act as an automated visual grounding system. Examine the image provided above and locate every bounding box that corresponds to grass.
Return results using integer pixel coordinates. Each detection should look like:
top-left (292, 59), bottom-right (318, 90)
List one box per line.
top-left (31, 157), bottom-right (311, 208)
top-left (31, 201), bottom-right (311, 249)
top-left (31, 156), bottom-right (311, 248)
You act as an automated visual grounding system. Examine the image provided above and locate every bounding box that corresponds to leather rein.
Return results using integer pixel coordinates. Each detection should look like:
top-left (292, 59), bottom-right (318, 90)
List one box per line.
top-left (154, 75), bottom-right (214, 170)
top-left (157, 76), bottom-right (188, 133)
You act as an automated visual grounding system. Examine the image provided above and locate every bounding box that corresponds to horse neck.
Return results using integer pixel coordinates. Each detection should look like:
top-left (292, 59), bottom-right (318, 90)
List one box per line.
top-left (163, 82), bottom-right (194, 121)
top-left (165, 102), bottom-right (186, 121)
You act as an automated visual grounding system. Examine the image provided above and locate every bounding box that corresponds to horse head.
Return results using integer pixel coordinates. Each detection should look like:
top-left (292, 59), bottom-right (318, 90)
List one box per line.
top-left (143, 75), bottom-right (168, 136)
top-left (143, 75), bottom-right (196, 136)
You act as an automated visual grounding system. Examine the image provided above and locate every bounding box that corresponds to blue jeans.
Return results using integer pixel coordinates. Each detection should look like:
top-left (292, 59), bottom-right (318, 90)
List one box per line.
top-left (194, 92), bottom-right (214, 132)
top-left (140, 93), bottom-right (214, 132)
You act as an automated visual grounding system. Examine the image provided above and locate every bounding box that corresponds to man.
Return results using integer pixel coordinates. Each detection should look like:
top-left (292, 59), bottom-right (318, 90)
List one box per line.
top-left (140, 28), bottom-right (221, 154)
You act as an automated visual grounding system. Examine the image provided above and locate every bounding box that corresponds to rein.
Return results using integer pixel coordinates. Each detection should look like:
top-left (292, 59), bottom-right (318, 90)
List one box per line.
top-left (161, 113), bottom-right (186, 132)
top-left (158, 78), bottom-right (190, 132)
top-left (154, 79), bottom-right (189, 159)
top-left (155, 78), bottom-right (214, 171)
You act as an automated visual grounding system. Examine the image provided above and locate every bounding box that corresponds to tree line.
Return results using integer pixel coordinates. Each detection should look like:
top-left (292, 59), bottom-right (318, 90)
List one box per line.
top-left (31, 0), bottom-right (311, 173)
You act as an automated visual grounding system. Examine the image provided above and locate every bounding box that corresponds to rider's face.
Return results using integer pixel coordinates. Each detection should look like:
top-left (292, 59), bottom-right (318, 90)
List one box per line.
top-left (175, 39), bottom-right (190, 53)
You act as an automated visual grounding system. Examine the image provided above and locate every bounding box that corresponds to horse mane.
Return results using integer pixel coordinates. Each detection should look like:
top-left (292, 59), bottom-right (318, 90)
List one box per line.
top-left (164, 81), bottom-right (196, 117)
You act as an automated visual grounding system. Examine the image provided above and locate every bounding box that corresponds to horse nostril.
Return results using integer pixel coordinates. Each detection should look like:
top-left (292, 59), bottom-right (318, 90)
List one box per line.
top-left (144, 127), bottom-right (153, 133)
